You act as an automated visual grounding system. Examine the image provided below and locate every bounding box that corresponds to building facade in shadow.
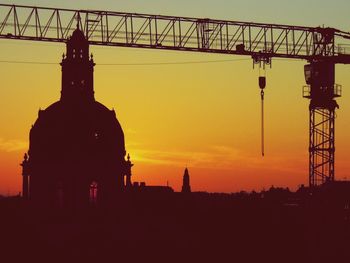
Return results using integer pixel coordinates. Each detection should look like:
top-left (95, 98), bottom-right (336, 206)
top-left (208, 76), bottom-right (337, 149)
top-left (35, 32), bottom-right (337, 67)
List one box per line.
top-left (22, 26), bottom-right (129, 207)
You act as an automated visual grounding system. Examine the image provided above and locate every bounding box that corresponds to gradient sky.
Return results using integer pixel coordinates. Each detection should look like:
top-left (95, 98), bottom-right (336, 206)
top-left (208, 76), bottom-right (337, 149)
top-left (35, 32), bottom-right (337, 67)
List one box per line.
top-left (1, 0), bottom-right (350, 194)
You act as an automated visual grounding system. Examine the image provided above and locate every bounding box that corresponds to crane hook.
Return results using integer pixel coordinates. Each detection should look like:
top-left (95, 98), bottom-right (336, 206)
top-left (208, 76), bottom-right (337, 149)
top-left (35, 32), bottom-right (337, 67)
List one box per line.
top-left (259, 76), bottom-right (266, 157)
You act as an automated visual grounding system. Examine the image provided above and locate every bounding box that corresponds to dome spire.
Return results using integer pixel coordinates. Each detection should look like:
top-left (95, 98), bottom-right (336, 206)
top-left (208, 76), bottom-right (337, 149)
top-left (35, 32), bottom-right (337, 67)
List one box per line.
top-left (60, 25), bottom-right (95, 103)
top-left (76, 12), bottom-right (81, 31)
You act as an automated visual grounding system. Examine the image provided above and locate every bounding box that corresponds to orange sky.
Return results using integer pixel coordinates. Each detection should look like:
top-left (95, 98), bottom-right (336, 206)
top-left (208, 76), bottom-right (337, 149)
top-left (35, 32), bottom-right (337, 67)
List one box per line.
top-left (1, 1), bottom-right (350, 194)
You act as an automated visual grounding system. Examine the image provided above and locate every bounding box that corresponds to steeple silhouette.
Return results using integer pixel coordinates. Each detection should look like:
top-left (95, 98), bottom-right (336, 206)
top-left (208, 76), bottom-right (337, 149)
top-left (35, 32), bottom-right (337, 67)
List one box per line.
top-left (181, 167), bottom-right (191, 193)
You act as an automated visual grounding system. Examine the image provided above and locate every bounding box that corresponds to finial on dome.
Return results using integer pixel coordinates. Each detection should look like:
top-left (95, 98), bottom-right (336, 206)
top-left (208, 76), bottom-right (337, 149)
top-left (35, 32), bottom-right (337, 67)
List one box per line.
top-left (76, 13), bottom-right (81, 30)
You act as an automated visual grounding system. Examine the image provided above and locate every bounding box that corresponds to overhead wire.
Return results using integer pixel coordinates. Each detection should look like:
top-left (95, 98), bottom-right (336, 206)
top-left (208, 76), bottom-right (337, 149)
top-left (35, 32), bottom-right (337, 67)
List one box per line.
top-left (0, 58), bottom-right (250, 66)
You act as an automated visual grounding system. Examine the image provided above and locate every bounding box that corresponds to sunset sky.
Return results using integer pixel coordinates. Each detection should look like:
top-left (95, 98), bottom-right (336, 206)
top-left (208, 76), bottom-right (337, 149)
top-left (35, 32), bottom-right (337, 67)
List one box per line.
top-left (1, 0), bottom-right (350, 195)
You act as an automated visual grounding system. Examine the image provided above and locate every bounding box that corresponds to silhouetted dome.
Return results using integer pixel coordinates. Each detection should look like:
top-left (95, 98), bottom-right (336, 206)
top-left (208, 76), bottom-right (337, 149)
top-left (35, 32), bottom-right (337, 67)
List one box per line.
top-left (28, 99), bottom-right (126, 196)
top-left (30, 101), bottom-right (125, 164)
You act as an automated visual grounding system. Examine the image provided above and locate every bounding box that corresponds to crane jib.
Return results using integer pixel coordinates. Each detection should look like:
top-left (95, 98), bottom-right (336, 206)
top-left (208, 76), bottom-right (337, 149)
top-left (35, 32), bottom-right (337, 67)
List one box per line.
top-left (0, 4), bottom-right (350, 63)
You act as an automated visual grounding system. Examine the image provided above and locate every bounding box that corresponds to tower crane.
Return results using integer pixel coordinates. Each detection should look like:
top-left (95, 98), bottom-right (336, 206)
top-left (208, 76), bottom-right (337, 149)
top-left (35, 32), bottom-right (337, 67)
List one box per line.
top-left (1, 3), bottom-right (350, 187)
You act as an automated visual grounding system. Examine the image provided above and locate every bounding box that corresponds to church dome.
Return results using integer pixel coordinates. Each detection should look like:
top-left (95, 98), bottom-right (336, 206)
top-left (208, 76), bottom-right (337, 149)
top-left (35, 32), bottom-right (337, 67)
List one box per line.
top-left (28, 98), bottom-right (127, 206)
top-left (29, 100), bottom-right (126, 165)
top-left (26, 27), bottom-right (128, 206)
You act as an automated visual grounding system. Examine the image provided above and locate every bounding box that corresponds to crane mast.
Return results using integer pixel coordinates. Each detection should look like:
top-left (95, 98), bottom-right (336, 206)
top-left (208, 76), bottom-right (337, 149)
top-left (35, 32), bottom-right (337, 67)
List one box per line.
top-left (1, 3), bottom-right (350, 187)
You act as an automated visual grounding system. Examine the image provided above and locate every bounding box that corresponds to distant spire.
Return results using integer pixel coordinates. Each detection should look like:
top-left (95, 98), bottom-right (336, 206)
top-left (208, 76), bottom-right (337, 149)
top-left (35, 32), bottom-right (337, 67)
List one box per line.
top-left (181, 167), bottom-right (191, 193)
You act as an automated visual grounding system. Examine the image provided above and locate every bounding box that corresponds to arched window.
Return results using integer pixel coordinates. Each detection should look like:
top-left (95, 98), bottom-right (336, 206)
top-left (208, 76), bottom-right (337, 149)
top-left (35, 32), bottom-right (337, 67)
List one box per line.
top-left (89, 181), bottom-right (98, 204)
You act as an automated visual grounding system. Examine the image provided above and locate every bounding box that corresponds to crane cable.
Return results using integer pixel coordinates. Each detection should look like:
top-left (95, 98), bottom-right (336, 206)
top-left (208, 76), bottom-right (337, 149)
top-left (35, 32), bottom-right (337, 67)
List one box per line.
top-left (259, 71), bottom-right (266, 157)
top-left (261, 86), bottom-right (265, 157)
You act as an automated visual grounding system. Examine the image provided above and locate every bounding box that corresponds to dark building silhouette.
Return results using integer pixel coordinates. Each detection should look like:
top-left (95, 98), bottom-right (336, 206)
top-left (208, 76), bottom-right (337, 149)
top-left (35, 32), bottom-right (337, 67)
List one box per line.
top-left (181, 167), bottom-right (191, 193)
top-left (22, 26), bottom-right (130, 207)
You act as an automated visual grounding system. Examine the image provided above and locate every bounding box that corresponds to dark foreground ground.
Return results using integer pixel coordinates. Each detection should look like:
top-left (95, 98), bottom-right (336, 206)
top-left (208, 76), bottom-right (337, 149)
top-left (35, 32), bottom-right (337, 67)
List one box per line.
top-left (1, 191), bottom-right (350, 263)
